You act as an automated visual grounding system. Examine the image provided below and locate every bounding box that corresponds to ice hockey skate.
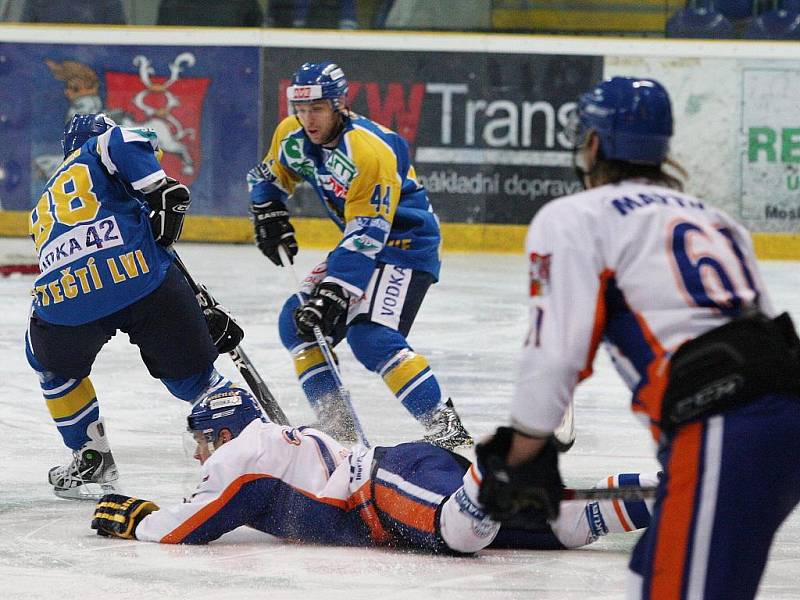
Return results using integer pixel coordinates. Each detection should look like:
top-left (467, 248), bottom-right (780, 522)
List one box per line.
top-left (422, 399), bottom-right (474, 452)
top-left (48, 418), bottom-right (119, 500)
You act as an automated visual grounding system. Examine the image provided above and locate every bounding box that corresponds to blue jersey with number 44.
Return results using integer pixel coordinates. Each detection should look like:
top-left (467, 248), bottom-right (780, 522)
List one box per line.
top-left (29, 126), bottom-right (172, 326)
top-left (248, 114), bottom-right (440, 298)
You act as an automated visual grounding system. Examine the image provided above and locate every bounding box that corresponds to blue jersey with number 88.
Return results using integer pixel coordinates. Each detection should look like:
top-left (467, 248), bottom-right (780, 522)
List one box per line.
top-left (29, 126), bottom-right (172, 326)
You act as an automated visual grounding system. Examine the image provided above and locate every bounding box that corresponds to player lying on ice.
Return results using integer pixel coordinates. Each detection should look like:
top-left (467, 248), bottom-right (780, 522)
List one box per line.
top-left (91, 386), bottom-right (657, 553)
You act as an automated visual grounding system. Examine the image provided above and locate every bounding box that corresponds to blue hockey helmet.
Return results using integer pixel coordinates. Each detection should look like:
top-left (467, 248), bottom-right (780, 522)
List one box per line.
top-left (187, 386), bottom-right (264, 448)
top-left (571, 77), bottom-right (673, 165)
top-left (61, 113), bottom-right (116, 157)
top-left (286, 61), bottom-right (349, 111)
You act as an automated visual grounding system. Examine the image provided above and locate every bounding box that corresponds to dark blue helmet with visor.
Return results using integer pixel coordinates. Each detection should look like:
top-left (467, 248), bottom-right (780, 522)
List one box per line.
top-left (187, 386), bottom-right (264, 451)
top-left (61, 113), bottom-right (117, 157)
top-left (566, 77), bottom-right (673, 166)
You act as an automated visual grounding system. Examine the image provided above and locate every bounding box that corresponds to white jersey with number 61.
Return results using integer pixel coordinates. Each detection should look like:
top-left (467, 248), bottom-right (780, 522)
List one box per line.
top-left (511, 180), bottom-right (773, 440)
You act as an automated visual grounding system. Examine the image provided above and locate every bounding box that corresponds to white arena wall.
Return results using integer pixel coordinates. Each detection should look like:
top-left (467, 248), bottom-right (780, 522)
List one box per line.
top-left (0, 25), bottom-right (798, 257)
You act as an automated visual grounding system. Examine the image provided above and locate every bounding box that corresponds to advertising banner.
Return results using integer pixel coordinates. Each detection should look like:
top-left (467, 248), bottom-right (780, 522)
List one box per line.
top-left (262, 48), bottom-right (603, 224)
top-left (0, 43), bottom-right (259, 216)
top-left (741, 68), bottom-right (800, 228)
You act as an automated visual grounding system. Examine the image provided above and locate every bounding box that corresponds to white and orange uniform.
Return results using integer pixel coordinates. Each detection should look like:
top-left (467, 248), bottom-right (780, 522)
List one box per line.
top-left (135, 420), bottom-right (652, 553)
top-left (136, 420), bottom-right (494, 552)
top-left (514, 179), bottom-right (800, 599)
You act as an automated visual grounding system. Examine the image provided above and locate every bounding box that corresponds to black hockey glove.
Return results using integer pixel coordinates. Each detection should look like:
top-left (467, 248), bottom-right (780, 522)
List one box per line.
top-left (294, 282), bottom-right (348, 342)
top-left (145, 177), bottom-right (191, 247)
top-left (202, 304), bottom-right (244, 354)
top-left (250, 200), bottom-right (298, 266)
top-left (195, 283), bottom-right (244, 354)
top-left (476, 427), bottom-right (564, 522)
top-left (91, 494), bottom-right (160, 539)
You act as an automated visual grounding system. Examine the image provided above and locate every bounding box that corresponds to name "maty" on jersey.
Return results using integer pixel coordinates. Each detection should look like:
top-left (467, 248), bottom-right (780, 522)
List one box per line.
top-left (610, 193), bottom-right (705, 217)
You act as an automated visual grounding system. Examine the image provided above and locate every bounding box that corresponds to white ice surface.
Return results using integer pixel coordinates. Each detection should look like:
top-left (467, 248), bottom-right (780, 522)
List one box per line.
top-left (1, 238), bottom-right (798, 600)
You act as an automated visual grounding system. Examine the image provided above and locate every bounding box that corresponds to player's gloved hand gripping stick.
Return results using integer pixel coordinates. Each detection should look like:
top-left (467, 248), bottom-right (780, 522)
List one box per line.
top-left (171, 251), bottom-right (290, 426)
top-left (476, 427), bottom-right (657, 529)
top-left (278, 246), bottom-right (370, 447)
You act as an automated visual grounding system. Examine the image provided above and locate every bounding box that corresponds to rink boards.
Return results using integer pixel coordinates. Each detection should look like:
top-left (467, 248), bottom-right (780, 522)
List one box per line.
top-left (0, 26), bottom-right (799, 256)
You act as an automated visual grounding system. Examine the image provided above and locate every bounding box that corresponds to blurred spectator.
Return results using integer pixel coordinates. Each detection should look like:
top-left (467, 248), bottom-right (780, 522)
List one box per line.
top-left (18, 0), bottom-right (126, 24)
top-left (666, 0), bottom-right (735, 38)
top-left (295, 0), bottom-right (357, 28)
top-left (157, 0), bottom-right (263, 27)
top-left (715, 0), bottom-right (756, 19)
top-left (381, 0), bottom-right (490, 30)
top-left (744, 0), bottom-right (800, 38)
top-left (266, 0), bottom-right (358, 29)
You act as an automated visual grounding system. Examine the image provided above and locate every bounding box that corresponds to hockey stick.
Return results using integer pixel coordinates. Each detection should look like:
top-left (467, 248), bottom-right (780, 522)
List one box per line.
top-left (227, 345), bottom-right (290, 426)
top-left (278, 246), bottom-right (370, 447)
top-left (498, 485), bottom-right (656, 531)
top-left (561, 485), bottom-right (657, 502)
top-left (171, 252), bottom-right (291, 426)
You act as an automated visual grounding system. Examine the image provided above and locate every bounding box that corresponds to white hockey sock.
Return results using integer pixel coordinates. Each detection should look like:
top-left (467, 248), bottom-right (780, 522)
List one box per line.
top-left (551, 472), bottom-right (657, 549)
top-left (438, 463), bottom-right (500, 554)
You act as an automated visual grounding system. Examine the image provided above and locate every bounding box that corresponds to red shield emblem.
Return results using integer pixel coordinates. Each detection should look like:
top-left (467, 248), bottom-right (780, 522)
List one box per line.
top-left (529, 252), bottom-right (552, 297)
top-left (105, 71), bottom-right (210, 185)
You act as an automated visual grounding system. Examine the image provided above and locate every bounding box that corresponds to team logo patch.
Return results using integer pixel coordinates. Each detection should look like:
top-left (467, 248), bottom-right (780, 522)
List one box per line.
top-left (281, 137), bottom-right (315, 178)
top-left (529, 252), bottom-right (552, 297)
top-left (282, 427), bottom-right (303, 446)
top-left (326, 149), bottom-right (357, 186)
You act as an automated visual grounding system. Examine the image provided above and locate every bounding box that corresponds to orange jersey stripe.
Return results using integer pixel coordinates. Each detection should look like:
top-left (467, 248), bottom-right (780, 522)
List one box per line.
top-left (374, 483), bottom-right (437, 534)
top-left (631, 311), bottom-right (670, 439)
top-left (350, 481), bottom-right (390, 543)
top-left (649, 422), bottom-right (703, 599)
top-left (469, 464), bottom-right (481, 487)
top-left (579, 268), bottom-right (614, 381)
top-left (161, 473), bottom-right (267, 543)
top-left (161, 473), bottom-right (348, 544)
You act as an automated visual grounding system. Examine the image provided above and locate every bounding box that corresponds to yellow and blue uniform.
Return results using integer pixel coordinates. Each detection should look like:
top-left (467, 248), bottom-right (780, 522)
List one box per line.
top-left (249, 113), bottom-right (445, 425)
top-left (249, 114), bottom-right (440, 294)
top-left (30, 127), bottom-right (172, 325)
top-left (26, 125), bottom-right (221, 451)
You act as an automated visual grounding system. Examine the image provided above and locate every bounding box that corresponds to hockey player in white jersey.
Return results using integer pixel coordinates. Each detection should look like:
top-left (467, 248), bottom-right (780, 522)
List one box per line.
top-left (90, 386), bottom-right (656, 553)
top-left (475, 77), bottom-right (800, 599)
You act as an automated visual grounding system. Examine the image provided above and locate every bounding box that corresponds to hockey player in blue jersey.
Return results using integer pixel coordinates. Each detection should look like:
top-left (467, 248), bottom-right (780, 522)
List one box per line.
top-left (26, 113), bottom-right (241, 500)
top-left (247, 61), bottom-right (471, 449)
top-left (91, 386), bottom-right (657, 553)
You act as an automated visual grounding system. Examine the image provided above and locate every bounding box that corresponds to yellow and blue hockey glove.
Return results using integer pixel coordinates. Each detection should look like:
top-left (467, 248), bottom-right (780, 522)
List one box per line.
top-left (91, 494), bottom-right (160, 539)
